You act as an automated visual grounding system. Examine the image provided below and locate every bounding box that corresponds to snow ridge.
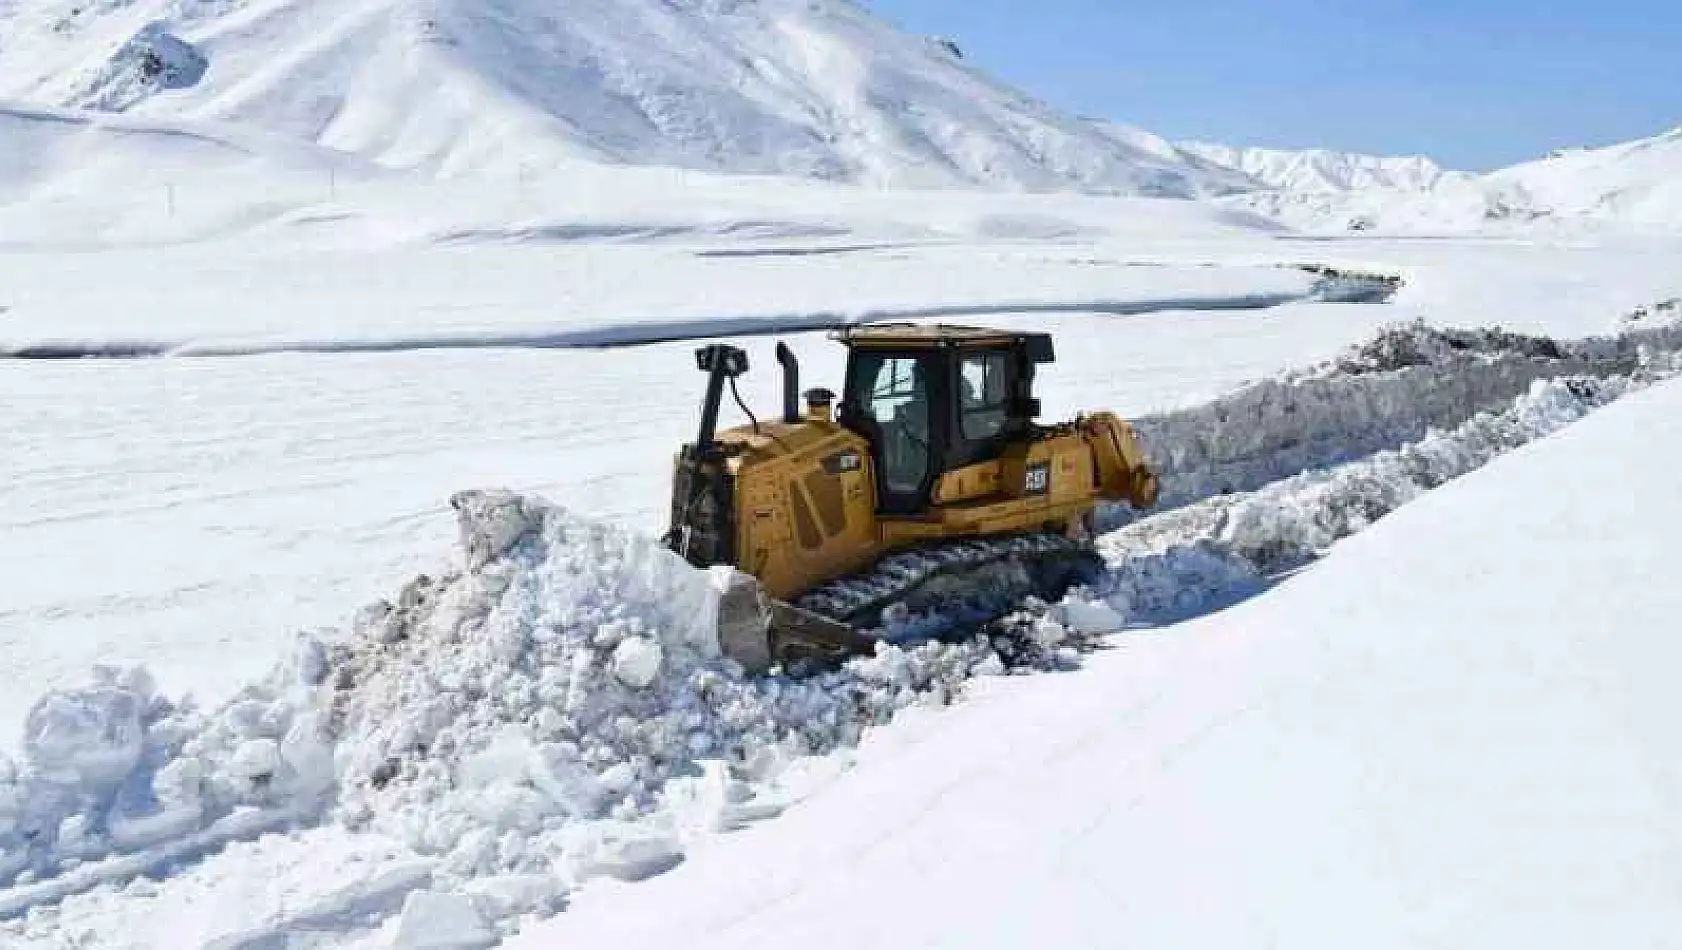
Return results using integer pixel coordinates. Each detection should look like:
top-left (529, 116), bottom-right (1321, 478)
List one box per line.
top-left (1180, 142), bottom-right (1463, 194)
top-left (1129, 319), bottom-right (1675, 512)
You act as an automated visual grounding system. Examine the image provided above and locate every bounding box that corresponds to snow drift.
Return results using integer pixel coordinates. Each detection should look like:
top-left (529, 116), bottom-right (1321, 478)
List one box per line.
top-left (0, 101), bottom-right (389, 245)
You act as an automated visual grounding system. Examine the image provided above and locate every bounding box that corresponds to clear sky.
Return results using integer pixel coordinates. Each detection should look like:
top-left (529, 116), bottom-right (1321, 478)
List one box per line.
top-left (865, 0), bottom-right (1681, 170)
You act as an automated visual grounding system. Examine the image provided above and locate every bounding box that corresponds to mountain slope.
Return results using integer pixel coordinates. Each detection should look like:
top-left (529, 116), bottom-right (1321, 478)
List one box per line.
top-left (1490, 127), bottom-right (1682, 225)
top-left (1188, 129), bottom-right (1682, 233)
top-left (0, 99), bottom-right (395, 245)
top-left (1179, 141), bottom-right (1468, 193)
top-left (0, 0), bottom-right (1245, 194)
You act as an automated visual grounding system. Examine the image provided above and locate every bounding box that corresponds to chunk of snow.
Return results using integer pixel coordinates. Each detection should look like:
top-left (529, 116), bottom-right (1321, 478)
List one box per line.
top-left (23, 687), bottom-right (144, 788)
top-left (391, 890), bottom-right (496, 950)
top-left (451, 490), bottom-right (541, 570)
top-left (611, 636), bottom-right (664, 689)
top-left (228, 739), bottom-right (281, 783)
top-left (1056, 599), bottom-right (1126, 635)
top-left (571, 826), bottom-right (684, 883)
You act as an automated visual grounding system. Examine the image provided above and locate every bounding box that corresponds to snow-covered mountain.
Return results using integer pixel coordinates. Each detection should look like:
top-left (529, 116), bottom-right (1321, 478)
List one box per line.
top-left (1490, 127), bottom-right (1682, 225)
top-left (0, 0), bottom-right (1243, 195)
top-left (1179, 141), bottom-right (1468, 194)
top-left (1, 0), bottom-right (1677, 226)
top-left (1190, 129), bottom-right (1682, 233)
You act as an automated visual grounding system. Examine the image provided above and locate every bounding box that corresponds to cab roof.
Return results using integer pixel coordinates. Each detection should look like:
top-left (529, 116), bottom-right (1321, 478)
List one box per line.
top-left (831, 323), bottom-right (1054, 360)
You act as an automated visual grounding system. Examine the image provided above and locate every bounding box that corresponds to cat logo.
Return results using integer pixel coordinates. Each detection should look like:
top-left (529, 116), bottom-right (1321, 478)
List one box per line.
top-left (1024, 461), bottom-right (1051, 496)
top-left (823, 451), bottom-right (864, 475)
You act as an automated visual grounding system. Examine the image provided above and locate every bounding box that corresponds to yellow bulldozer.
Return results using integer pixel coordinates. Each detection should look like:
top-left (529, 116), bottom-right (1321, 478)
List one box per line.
top-left (665, 324), bottom-right (1159, 671)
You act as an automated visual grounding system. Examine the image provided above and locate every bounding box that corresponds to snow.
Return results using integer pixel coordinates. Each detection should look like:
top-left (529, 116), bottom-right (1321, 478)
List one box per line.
top-left (1491, 127), bottom-right (1682, 226)
top-left (7, 307), bottom-right (1682, 947)
top-left (392, 891), bottom-right (496, 950)
top-left (1182, 140), bottom-right (1466, 194)
top-left (6, 0), bottom-right (1682, 943)
top-left (0, 0), bottom-right (1245, 194)
top-left (507, 356), bottom-right (1682, 950)
top-left (1198, 128), bottom-right (1682, 235)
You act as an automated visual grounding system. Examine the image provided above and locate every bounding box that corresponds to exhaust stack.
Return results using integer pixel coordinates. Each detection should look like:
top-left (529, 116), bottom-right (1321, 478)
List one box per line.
top-left (775, 342), bottom-right (800, 424)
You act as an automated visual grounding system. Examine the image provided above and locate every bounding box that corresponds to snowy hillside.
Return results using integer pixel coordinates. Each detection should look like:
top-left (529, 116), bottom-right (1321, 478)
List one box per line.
top-left (0, 0), bottom-right (1242, 193)
top-left (1181, 141), bottom-right (1468, 193)
top-left (0, 100), bottom-right (399, 245)
top-left (1491, 127), bottom-right (1682, 225)
top-left (1195, 129), bottom-right (1682, 234)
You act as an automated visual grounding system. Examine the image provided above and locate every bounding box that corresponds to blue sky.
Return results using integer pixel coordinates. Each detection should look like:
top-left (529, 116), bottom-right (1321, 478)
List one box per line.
top-left (866, 0), bottom-right (1681, 170)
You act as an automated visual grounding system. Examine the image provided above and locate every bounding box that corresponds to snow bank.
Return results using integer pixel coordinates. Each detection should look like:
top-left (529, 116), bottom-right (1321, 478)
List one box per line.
top-left (1, 288), bottom-right (1314, 359)
top-left (1099, 370), bottom-right (1666, 623)
top-left (1128, 319), bottom-right (1678, 513)
top-left (0, 490), bottom-right (1016, 930)
top-left (0, 654), bottom-right (331, 903)
top-left (322, 490), bottom-right (1043, 900)
top-left (510, 376), bottom-right (1682, 950)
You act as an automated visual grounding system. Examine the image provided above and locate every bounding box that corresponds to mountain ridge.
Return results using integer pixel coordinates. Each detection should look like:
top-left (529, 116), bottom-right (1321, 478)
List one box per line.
top-left (0, 0), bottom-right (1246, 195)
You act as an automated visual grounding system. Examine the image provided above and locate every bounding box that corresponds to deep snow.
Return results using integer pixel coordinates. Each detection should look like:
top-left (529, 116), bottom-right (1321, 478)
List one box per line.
top-left (6, 314), bottom-right (1682, 947)
top-left (5, 0), bottom-right (1682, 944)
top-left (507, 355), bottom-right (1682, 950)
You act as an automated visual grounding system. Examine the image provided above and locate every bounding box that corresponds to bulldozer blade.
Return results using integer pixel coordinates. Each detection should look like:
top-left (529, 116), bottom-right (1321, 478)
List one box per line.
top-left (712, 569), bottom-right (876, 674)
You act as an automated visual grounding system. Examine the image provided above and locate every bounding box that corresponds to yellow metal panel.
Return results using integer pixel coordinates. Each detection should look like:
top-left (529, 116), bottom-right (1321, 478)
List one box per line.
top-left (732, 420), bottom-right (884, 600)
top-left (716, 407), bottom-right (1155, 601)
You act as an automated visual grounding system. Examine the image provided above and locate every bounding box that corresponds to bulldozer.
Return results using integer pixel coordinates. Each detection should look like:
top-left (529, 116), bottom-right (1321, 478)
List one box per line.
top-left (664, 324), bottom-right (1159, 672)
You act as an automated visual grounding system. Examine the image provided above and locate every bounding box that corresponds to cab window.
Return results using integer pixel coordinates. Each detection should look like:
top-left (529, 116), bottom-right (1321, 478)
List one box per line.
top-left (853, 354), bottom-right (932, 495)
top-left (960, 352), bottom-right (1011, 441)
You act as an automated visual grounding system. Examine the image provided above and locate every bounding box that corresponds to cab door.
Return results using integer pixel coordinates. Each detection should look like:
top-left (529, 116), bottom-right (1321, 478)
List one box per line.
top-left (840, 351), bottom-right (941, 516)
top-left (951, 347), bottom-right (1018, 468)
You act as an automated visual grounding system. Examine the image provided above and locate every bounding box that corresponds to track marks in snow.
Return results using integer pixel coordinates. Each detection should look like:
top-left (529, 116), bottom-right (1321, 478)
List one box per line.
top-left (0, 809), bottom-right (310, 920)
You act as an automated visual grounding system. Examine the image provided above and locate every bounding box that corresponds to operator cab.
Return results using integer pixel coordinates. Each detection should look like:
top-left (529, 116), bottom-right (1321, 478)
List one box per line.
top-left (834, 324), bottom-right (1054, 515)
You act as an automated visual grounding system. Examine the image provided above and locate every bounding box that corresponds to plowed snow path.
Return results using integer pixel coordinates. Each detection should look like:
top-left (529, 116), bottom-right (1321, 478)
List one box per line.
top-left (0, 305), bottom-right (1390, 748)
top-left (6, 318), bottom-right (1680, 948)
top-left (511, 375), bottom-right (1682, 950)
top-left (7, 305), bottom-right (1682, 946)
